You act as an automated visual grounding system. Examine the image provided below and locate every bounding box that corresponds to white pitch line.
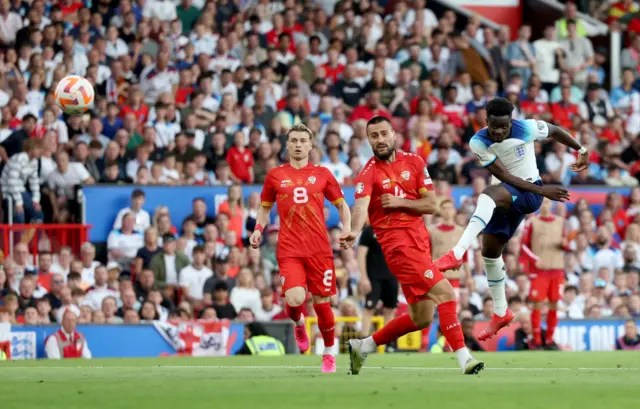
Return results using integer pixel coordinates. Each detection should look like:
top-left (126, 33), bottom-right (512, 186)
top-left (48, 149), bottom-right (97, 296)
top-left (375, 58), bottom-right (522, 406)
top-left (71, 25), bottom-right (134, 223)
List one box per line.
top-left (2, 365), bottom-right (639, 371)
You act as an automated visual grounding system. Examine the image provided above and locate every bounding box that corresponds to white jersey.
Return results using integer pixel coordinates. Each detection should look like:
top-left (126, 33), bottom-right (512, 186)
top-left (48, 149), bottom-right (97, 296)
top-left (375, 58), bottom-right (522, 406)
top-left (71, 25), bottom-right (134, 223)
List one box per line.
top-left (469, 119), bottom-right (549, 185)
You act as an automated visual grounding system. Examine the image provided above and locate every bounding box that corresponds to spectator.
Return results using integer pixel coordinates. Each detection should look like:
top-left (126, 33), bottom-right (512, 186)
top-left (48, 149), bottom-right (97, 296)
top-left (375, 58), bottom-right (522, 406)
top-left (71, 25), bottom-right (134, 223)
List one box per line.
top-left (44, 308), bottom-right (91, 359)
top-left (559, 19), bottom-right (594, 88)
top-left (506, 24), bottom-right (536, 88)
top-left (101, 296), bottom-right (123, 324)
top-left (107, 212), bottom-right (144, 270)
top-left (150, 234), bottom-right (189, 286)
top-left (229, 268), bottom-right (261, 314)
top-left (47, 149), bottom-right (94, 222)
top-left (210, 281), bottom-right (237, 319)
top-left (1, 138), bottom-right (44, 223)
top-left (592, 226), bottom-right (624, 281)
top-left (461, 318), bottom-right (484, 352)
top-left (616, 319), bottom-right (640, 349)
top-left (555, 2), bottom-right (589, 39)
top-left (113, 189), bottom-right (151, 232)
top-left (218, 184), bottom-right (245, 247)
top-left (178, 245), bottom-right (213, 309)
top-left (226, 131), bottom-right (255, 183)
top-left (533, 25), bottom-right (563, 93)
top-left (84, 265), bottom-right (118, 311)
top-left (255, 288), bottom-right (282, 321)
top-left (135, 227), bottom-right (161, 276)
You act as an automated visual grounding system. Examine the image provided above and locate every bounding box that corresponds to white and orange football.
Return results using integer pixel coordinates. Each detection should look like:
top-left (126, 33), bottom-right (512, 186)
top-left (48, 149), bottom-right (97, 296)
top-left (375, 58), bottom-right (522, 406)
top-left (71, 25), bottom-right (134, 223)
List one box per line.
top-left (54, 75), bottom-right (95, 115)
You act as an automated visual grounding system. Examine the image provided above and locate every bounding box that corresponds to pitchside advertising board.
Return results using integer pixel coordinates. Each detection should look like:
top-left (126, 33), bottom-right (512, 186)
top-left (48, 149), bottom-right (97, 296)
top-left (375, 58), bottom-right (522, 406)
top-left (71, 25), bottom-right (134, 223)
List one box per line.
top-left (83, 185), bottom-right (627, 242)
top-left (1, 319), bottom-right (637, 359)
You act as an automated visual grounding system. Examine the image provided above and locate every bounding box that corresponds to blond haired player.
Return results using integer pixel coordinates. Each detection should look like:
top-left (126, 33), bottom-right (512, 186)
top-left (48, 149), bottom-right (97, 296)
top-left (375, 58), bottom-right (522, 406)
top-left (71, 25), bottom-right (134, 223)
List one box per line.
top-left (250, 124), bottom-right (351, 373)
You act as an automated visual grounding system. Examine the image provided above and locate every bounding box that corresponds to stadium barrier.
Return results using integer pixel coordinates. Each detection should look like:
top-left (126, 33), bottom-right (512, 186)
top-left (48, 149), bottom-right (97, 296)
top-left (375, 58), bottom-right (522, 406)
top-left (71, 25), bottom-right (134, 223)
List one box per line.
top-left (82, 185), bottom-right (628, 242)
top-left (3, 318), bottom-right (637, 359)
top-left (0, 224), bottom-right (91, 262)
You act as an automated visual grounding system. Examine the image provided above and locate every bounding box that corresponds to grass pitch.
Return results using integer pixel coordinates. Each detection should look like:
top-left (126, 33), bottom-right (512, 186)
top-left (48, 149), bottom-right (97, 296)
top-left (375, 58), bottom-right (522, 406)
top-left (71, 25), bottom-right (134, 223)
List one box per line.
top-left (1, 352), bottom-right (639, 409)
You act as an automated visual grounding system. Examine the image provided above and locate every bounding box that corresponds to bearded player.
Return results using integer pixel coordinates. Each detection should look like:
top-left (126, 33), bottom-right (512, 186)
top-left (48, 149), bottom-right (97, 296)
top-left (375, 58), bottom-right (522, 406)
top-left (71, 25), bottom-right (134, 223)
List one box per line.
top-left (250, 123), bottom-right (351, 373)
top-left (521, 198), bottom-right (568, 349)
top-left (434, 98), bottom-right (588, 341)
top-left (341, 116), bottom-right (483, 375)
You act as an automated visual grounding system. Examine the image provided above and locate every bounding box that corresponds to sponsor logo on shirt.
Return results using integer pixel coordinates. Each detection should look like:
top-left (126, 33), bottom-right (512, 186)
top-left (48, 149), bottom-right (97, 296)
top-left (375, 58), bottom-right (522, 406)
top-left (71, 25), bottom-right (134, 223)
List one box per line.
top-left (356, 182), bottom-right (364, 194)
top-left (382, 179), bottom-right (391, 189)
top-left (281, 179), bottom-right (291, 188)
top-left (400, 170), bottom-right (410, 180)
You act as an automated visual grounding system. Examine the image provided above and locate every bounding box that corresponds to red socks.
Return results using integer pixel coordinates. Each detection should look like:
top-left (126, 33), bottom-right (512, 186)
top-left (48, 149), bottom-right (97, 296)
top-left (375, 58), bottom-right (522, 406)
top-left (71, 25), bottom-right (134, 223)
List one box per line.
top-left (286, 303), bottom-right (303, 324)
top-left (531, 309), bottom-right (542, 346)
top-left (437, 301), bottom-right (465, 351)
top-left (546, 309), bottom-right (558, 344)
top-left (372, 313), bottom-right (418, 346)
top-left (313, 302), bottom-right (335, 348)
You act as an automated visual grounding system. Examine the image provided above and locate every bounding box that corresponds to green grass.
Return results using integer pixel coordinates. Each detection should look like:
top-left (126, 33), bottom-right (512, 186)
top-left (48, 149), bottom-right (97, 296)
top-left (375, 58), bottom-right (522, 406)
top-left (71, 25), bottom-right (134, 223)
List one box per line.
top-left (1, 352), bottom-right (639, 409)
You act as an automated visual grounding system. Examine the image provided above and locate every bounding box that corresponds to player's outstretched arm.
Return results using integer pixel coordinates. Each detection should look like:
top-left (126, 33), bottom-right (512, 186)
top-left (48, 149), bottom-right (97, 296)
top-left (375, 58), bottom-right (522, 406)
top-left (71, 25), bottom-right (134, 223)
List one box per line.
top-left (547, 123), bottom-right (589, 172)
top-left (249, 204), bottom-right (273, 249)
top-left (380, 190), bottom-right (437, 214)
top-left (335, 200), bottom-right (352, 235)
top-left (340, 197), bottom-right (370, 249)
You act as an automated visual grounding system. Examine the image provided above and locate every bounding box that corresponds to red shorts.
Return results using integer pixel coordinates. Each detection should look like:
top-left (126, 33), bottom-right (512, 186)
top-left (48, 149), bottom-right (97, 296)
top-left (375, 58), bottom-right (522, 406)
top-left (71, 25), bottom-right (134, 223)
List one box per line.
top-left (278, 257), bottom-right (337, 297)
top-left (528, 269), bottom-right (564, 302)
top-left (385, 246), bottom-right (445, 305)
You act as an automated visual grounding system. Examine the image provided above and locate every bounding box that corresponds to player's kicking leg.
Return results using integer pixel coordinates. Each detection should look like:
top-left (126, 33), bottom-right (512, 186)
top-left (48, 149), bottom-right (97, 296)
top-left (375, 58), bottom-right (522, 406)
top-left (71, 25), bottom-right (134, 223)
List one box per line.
top-left (435, 185), bottom-right (515, 340)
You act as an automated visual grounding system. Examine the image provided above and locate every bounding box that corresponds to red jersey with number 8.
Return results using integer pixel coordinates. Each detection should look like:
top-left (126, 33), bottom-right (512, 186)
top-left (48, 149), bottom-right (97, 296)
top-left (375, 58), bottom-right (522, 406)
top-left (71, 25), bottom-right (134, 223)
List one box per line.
top-left (354, 152), bottom-right (434, 252)
top-left (260, 163), bottom-right (345, 258)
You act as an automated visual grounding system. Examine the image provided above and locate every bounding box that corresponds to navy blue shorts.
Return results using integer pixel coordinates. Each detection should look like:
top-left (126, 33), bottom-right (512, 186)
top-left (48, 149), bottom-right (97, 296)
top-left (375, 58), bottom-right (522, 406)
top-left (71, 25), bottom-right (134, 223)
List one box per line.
top-left (482, 180), bottom-right (544, 239)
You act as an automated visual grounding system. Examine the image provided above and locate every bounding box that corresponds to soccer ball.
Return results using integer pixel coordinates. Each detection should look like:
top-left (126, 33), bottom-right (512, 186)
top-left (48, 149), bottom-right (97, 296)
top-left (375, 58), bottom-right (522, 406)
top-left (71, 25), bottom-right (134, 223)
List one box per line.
top-left (54, 75), bottom-right (95, 115)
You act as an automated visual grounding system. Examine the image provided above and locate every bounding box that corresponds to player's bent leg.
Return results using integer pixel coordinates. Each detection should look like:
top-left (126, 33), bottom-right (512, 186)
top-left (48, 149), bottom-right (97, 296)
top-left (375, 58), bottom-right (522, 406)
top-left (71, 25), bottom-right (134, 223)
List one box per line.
top-left (284, 287), bottom-right (310, 353)
top-left (311, 294), bottom-right (336, 373)
top-left (348, 313), bottom-right (421, 375)
top-left (427, 279), bottom-right (484, 375)
top-left (435, 185), bottom-right (511, 272)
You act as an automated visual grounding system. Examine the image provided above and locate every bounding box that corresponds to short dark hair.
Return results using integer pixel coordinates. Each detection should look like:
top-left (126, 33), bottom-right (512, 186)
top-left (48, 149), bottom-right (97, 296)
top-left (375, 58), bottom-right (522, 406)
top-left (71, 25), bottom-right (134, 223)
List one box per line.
top-left (485, 97), bottom-right (514, 118)
top-left (192, 245), bottom-right (205, 254)
top-left (366, 115), bottom-right (391, 131)
top-left (132, 189), bottom-right (145, 199)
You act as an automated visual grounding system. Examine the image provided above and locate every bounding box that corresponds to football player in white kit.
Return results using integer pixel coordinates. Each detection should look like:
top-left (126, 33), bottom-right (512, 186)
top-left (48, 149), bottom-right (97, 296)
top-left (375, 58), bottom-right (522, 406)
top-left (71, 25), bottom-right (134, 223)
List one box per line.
top-left (434, 98), bottom-right (589, 341)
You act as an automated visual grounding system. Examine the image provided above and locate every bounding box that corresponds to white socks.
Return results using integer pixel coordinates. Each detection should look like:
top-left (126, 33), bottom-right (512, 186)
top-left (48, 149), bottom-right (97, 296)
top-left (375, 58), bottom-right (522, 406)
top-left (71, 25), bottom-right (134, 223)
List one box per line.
top-left (361, 336), bottom-right (377, 353)
top-left (453, 194), bottom-right (497, 259)
top-left (455, 347), bottom-right (472, 369)
top-left (484, 256), bottom-right (507, 317)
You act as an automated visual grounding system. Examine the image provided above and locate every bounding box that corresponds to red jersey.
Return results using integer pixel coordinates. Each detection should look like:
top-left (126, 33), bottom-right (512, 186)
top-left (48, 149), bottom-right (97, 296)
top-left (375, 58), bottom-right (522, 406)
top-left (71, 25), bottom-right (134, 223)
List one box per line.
top-left (260, 163), bottom-right (344, 258)
top-left (226, 146), bottom-right (254, 183)
top-left (354, 152), bottom-right (434, 252)
top-left (120, 104), bottom-right (149, 124)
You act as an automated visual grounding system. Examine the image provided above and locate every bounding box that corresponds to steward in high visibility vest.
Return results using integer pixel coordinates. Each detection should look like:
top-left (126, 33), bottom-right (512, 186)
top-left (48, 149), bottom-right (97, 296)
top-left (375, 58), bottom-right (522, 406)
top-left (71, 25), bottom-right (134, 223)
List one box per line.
top-left (236, 322), bottom-right (286, 356)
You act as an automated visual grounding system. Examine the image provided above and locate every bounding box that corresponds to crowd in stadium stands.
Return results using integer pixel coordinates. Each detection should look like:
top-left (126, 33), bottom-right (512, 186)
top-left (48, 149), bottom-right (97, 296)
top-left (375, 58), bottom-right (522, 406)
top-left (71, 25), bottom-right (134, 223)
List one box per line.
top-left (1, 0), bottom-right (640, 350)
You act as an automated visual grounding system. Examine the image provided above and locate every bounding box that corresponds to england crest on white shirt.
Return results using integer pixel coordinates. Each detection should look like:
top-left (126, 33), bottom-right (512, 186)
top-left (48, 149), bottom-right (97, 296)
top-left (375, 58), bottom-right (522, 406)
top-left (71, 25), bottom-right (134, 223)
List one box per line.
top-left (514, 145), bottom-right (526, 160)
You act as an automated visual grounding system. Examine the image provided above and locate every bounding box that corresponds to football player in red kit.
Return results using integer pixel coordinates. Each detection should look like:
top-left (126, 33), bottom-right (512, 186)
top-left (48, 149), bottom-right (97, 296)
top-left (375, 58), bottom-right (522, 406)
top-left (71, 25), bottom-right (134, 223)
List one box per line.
top-left (250, 123), bottom-right (351, 373)
top-left (340, 116), bottom-right (483, 375)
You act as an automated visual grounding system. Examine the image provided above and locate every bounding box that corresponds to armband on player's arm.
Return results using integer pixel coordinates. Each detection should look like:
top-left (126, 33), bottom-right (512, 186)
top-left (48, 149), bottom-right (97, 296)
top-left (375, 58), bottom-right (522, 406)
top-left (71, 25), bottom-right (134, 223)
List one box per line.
top-left (255, 224), bottom-right (264, 234)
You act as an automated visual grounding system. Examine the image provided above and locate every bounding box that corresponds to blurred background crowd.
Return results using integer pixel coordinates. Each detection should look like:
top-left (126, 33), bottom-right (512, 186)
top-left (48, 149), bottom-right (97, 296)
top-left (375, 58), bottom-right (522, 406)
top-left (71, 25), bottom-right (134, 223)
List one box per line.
top-left (1, 0), bottom-right (640, 351)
